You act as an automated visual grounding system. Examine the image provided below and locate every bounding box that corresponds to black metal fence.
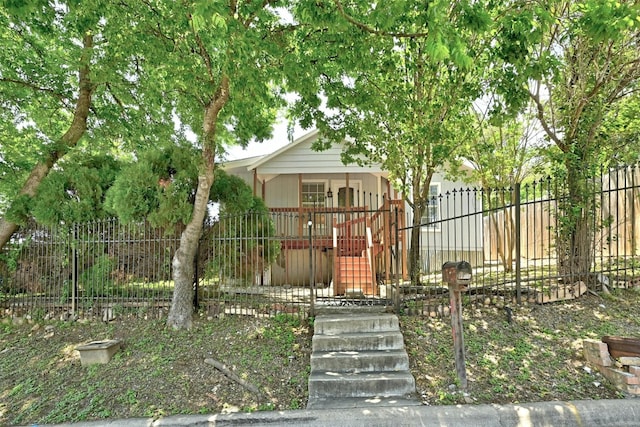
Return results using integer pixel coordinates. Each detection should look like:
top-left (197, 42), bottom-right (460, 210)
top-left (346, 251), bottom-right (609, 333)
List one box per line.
top-left (0, 205), bottom-right (402, 321)
top-left (2, 164), bottom-right (640, 321)
top-left (402, 164), bottom-right (640, 316)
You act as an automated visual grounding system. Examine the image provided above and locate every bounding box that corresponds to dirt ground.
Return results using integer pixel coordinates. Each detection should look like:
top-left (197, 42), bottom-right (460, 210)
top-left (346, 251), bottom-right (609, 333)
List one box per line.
top-left (1, 287), bottom-right (639, 426)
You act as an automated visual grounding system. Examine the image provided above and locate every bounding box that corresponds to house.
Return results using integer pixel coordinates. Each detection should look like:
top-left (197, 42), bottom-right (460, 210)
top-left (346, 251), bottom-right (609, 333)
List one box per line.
top-left (223, 130), bottom-right (483, 296)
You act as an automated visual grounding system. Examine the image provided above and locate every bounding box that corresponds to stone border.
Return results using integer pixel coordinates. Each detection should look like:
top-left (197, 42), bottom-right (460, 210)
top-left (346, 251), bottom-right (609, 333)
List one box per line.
top-left (583, 338), bottom-right (640, 396)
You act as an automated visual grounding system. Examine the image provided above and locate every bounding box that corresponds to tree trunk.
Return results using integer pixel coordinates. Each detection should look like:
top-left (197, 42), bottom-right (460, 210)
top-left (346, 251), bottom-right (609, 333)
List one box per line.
top-left (557, 164), bottom-right (594, 282)
top-left (501, 190), bottom-right (515, 273)
top-left (409, 204), bottom-right (425, 285)
top-left (0, 33), bottom-right (94, 251)
top-left (166, 75), bottom-right (229, 330)
top-left (166, 170), bottom-right (213, 330)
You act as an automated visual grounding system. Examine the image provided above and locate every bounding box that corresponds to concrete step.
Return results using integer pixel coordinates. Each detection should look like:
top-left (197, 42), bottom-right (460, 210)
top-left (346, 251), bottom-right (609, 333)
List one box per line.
top-left (311, 349), bottom-right (409, 373)
top-left (306, 395), bottom-right (421, 410)
top-left (308, 371), bottom-right (416, 399)
top-left (307, 311), bottom-right (418, 408)
top-left (314, 305), bottom-right (388, 315)
top-left (314, 313), bottom-right (399, 335)
top-left (312, 331), bottom-right (405, 352)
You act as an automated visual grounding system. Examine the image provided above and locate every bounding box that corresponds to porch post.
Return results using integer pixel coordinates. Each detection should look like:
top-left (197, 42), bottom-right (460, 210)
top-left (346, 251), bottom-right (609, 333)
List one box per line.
top-left (400, 204), bottom-right (409, 280)
top-left (346, 173), bottom-right (350, 209)
top-left (384, 195), bottom-right (391, 282)
top-left (252, 169), bottom-right (257, 197)
top-left (308, 212), bottom-right (315, 317)
top-left (298, 174), bottom-right (303, 236)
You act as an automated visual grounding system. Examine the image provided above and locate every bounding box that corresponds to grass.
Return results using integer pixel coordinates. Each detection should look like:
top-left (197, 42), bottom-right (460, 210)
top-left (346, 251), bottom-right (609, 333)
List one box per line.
top-left (0, 313), bottom-right (311, 426)
top-left (402, 287), bottom-right (640, 405)
top-left (1, 288), bottom-right (639, 425)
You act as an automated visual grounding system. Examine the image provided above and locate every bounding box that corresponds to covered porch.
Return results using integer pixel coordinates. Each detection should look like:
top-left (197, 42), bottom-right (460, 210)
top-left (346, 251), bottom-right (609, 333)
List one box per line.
top-left (266, 199), bottom-right (407, 296)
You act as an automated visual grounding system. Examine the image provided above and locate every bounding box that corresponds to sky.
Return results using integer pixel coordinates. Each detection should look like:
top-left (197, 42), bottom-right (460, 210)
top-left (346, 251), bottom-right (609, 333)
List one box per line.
top-left (225, 119), bottom-right (308, 161)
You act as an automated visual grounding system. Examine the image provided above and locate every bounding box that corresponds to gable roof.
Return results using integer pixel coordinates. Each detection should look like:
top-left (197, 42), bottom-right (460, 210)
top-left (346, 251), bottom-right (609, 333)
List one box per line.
top-left (223, 129), bottom-right (386, 176)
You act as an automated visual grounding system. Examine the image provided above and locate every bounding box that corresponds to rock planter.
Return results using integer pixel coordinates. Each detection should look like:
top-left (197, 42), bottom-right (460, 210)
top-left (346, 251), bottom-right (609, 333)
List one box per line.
top-left (76, 339), bottom-right (122, 366)
top-left (583, 338), bottom-right (640, 396)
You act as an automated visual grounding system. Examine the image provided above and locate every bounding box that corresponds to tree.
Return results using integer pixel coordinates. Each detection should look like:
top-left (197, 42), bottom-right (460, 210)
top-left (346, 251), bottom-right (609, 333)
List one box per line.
top-left (290, 0), bottom-right (493, 283)
top-left (464, 100), bottom-right (542, 271)
top-left (106, 143), bottom-right (200, 230)
top-left (107, 145), bottom-right (280, 288)
top-left (493, 0), bottom-right (640, 281)
top-left (0, 0), bottom-right (173, 248)
top-left (0, 2), bottom-right (95, 248)
top-left (31, 153), bottom-right (121, 226)
top-left (127, 1), bottom-right (287, 329)
top-left (1, 1), bottom-right (289, 329)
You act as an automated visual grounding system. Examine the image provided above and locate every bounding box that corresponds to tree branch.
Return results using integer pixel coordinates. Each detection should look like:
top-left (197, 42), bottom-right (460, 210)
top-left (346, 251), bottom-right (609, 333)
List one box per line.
top-left (0, 78), bottom-right (68, 105)
top-left (333, 0), bottom-right (429, 38)
top-left (529, 88), bottom-right (563, 148)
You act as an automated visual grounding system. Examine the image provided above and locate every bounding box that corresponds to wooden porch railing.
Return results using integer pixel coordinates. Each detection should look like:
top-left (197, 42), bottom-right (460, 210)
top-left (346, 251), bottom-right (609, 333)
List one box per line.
top-left (268, 198), bottom-right (407, 284)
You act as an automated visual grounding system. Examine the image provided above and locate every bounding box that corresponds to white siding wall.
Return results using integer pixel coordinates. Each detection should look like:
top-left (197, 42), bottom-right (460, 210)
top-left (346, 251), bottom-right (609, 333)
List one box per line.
top-left (417, 172), bottom-right (484, 270)
top-left (257, 139), bottom-right (383, 175)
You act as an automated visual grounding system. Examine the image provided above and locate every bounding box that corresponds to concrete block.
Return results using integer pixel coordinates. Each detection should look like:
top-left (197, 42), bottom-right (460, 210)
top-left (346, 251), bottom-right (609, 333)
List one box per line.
top-left (619, 356), bottom-right (640, 366)
top-left (311, 349), bottom-right (409, 373)
top-left (583, 339), bottom-right (613, 367)
top-left (629, 365), bottom-right (640, 376)
top-left (76, 339), bottom-right (122, 366)
top-left (312, 331), bottom-right (405, 352)
top-left (314, 313), bottom-right (399, 335)
top-left (308, 371), bottom-right (415, 398)
top-left (597, 366), bottom-right (639, 387)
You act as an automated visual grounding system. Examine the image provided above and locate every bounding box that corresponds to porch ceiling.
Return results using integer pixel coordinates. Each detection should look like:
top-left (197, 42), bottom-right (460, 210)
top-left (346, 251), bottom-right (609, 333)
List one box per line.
top-left (256, 170), bottom-right (388, 183)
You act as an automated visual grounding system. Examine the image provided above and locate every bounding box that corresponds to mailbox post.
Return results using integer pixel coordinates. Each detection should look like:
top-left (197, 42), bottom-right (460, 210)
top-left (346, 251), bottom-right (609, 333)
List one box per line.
top-left (442, 261), bottom-right (472, 390)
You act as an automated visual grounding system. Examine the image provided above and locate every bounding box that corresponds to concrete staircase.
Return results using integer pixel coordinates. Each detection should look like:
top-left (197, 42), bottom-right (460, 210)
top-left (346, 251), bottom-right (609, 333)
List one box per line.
top-left (307, 308), bottom-right (419, 409)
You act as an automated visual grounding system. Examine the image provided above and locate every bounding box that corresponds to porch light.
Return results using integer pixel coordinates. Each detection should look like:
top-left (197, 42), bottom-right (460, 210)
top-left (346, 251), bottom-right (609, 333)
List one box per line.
top-left (326, 189), bottom-right (333, 199)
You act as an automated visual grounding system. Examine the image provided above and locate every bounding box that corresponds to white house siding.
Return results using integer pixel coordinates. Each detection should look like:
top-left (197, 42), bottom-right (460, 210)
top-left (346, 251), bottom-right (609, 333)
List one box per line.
top-left (255, 138), bottom-right (384, 176)
top-left (418, 173), bottom-right (484, 272)
top-left (263, 175), bottom-right (299, 208)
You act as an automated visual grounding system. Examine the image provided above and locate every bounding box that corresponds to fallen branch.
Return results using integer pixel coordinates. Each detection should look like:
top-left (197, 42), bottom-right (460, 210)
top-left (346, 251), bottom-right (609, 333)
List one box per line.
top-left (204, 358), bottom-right (263, 397)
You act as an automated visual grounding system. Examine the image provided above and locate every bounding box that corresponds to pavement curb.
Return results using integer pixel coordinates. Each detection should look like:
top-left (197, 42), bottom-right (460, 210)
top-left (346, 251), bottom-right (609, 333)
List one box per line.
top-left (35, 398), bottom-right (640, 427)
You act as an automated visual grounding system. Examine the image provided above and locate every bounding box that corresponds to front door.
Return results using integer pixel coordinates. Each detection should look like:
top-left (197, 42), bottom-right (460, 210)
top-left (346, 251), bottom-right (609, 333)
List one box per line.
top-left (330, 180), bottom-right (362, 209)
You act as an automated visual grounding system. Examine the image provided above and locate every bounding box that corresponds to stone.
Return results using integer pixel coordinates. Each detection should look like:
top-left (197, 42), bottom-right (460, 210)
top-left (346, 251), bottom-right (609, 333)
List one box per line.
top-left (536, 281), bottom-right (587, 304)
top-left (102, 308), bottom-right (115, 322)
top-left (583, 339), bottom-right (614, 367)
top-left (619, 357), bottom-right (640, 366)
top-left (598, 367), bottom-right (639, 387)
top-left (76, 339), bottom-right (122, 366)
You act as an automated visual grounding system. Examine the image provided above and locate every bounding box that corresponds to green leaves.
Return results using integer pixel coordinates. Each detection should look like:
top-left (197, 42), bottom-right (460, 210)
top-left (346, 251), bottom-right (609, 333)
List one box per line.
top-left (577, 0), bottom-right (640, 42)
top-left (31, 153), bottom-right (121, 226)
top-left (191, 1), bottom-right (228, 33)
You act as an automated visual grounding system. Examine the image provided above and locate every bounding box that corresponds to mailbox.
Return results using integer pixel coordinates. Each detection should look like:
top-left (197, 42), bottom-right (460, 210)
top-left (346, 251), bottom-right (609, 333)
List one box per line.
top-left (442, 261), bottom-right (472, 390)
top-left (442, 261), bottom-right (472, 287)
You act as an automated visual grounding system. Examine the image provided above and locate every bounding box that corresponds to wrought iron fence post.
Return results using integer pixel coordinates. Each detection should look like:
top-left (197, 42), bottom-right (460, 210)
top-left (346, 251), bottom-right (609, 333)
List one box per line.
top-left (308, 212), bottom-right (315, 317)
top-left (515, 183), bottom-right (522, 304)
top-left (193, 238), bottom-right (200, 310)
top-left (394, 206), bottom-right (401, 315)
top-left (71, 224), bottom-right (78, 316)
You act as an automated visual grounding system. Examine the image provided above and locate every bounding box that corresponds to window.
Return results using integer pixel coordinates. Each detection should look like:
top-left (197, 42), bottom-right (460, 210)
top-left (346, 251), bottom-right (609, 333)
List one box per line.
top-left (421, 184), bottom-right (440, 228)
top-left (301, 182), bottom-right (326, 208)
